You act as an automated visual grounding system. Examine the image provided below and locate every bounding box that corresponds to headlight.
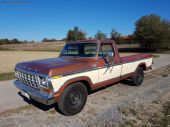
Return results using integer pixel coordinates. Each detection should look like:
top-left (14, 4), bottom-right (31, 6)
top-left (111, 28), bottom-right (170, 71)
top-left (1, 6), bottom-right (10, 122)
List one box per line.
top-left (39, 77), bottom-right (48, 87)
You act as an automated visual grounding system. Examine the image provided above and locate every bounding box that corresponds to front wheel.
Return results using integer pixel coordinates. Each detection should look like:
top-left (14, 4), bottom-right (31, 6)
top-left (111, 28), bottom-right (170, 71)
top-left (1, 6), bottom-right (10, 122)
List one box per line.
top-left (131, 67), bottom-right (144, 86)
top-left (58, 82), bottom-right (87, 116)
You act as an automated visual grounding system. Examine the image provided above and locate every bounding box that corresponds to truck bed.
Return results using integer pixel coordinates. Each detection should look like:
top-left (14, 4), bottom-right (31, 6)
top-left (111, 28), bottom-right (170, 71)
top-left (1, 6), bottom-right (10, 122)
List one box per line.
top-left (121, 53), bottom-right (153, 63)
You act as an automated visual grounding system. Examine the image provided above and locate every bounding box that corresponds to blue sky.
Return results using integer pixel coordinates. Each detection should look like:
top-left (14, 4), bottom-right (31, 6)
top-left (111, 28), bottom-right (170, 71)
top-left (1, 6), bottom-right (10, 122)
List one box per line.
top-left (0, 0), bottom-right (170, 41)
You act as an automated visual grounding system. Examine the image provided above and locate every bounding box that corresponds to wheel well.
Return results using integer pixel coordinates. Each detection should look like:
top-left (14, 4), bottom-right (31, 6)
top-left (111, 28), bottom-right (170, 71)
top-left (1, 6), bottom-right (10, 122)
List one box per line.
top-left (78, 80), bottom-right (92, 93)
top-left (138, 64), bottom-right (146, 71)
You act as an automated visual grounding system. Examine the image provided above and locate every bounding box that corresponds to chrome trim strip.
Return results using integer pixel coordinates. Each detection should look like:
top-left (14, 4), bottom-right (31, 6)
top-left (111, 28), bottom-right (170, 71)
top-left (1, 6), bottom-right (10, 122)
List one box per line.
top-left (14, 80), bottom-right (56, 105)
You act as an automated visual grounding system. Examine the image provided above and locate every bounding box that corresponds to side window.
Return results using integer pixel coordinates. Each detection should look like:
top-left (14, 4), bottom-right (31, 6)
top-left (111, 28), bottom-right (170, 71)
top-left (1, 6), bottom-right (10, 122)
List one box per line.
top-left (98, 43), bottom-right (114, 57)
top-left (84, 44), bottom-right (97, 57)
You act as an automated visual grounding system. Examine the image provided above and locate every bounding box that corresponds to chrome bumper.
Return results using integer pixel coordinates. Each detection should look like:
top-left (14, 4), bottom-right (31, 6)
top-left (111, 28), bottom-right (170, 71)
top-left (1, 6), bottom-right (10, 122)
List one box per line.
top-left (14, 80), bottom-right (56, 105)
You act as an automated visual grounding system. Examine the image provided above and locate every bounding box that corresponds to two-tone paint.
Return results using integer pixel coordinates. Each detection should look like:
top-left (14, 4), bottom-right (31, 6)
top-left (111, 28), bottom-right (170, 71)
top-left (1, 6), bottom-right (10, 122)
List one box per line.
top-left (14, 40), bottom-right (153, 105)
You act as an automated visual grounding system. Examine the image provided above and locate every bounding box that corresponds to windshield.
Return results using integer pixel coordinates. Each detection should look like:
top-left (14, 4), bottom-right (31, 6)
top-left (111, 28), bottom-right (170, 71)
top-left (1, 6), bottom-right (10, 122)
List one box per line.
top-left (60, 43), bottom-right (97, 57)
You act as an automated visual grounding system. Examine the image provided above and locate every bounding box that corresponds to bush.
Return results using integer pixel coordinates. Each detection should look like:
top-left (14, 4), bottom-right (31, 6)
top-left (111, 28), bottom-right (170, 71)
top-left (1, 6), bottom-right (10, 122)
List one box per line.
top-left (94, 30), bottom-right (107, 40)
top-left (134, 14), bottom-right (170, 50)
top-left (42, 38), bottom-right (57, 42)
top-left (66, 26), bottom-right (86, 41)
top-left (110, 29), bottom-right (121, 43)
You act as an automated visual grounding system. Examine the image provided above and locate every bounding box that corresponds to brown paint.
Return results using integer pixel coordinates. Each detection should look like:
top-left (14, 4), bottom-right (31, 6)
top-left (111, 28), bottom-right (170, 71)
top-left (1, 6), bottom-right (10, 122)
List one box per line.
top-left (137, 62), bottom-right (147, 70)
top-left (121, 53), bottom-right (153, 63)
top-left (16, 57), bottom-right (98, 76)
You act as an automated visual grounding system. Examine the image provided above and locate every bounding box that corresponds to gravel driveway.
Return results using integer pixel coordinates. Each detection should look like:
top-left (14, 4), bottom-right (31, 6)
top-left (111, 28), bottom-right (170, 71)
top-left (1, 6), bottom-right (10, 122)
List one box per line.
top-left (153, 54), bottom-right (170, 69)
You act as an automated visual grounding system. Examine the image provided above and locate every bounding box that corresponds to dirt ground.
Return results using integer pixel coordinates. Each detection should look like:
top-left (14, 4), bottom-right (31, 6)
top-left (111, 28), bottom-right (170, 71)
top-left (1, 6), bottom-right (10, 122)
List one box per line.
top-left (0, 65), bottom-right (170, 127)
top-left (0, 51), bottom-right (135, 73)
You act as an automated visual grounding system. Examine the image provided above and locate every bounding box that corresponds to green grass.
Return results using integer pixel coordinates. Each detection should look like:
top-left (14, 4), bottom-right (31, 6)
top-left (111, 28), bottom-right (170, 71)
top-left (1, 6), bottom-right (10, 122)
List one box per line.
top-left (0, 72), bottom-right (15, 81)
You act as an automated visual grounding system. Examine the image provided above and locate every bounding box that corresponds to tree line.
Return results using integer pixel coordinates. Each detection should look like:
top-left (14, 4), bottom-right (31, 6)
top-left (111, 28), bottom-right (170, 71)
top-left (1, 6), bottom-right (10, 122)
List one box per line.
top-left (0, 38), bottom-right (35, 45)
top-left (66, 14), bottom-right (170, 51)
top-left (0, 14), bottom-right (169, 51)
top-left (65, 27), bottom-right (123, 43)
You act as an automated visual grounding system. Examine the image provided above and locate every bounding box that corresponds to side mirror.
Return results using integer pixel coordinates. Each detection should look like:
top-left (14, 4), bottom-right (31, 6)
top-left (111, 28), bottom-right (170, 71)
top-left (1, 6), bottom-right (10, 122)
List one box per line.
top-left (105, 52), bottom-right (114, 65)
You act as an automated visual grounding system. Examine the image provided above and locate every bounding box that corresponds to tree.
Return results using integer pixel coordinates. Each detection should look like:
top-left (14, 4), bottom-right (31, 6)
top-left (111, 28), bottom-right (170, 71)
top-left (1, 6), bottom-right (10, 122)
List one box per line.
top-left (134, 14), bottom-right (170, 50)
top-left (66, 26), bottom-right (86, 41)
top-left (94, 30), bottom-right (107, 40)
top-left (88, 37), bottom-right (93, 40)
top-left (11, 38), bottom-right (19, 44)
top-left (23, 40), bottom-right (29, 43)
top-left (42, 38), bottom-right (57, 42)
top-left (110, 29), bottom-right (121, 43)
top-left (0, 38), bottom-right (35, 45)
top-left (0, 39), bottom-right (9, 45)
top-left (42, 38), bottom-right (48, 42)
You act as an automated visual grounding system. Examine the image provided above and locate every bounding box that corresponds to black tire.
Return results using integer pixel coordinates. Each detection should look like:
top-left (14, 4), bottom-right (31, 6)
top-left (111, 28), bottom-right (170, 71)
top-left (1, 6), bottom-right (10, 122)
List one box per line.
top-left (58, 82), bottom-right (87, 116)
top-left (131, 67), bottom-right (144, 86)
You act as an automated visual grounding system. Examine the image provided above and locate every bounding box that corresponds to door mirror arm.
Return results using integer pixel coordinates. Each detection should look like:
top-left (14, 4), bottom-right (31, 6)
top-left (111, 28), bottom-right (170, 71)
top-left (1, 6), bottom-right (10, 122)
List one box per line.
top-left (103, 52), bottom-right (114, 66)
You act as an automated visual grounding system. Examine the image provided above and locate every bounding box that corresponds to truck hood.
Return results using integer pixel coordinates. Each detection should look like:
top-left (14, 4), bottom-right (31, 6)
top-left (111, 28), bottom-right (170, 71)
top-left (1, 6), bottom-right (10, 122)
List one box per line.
top-left (15, 57), bottom-right (97, 76)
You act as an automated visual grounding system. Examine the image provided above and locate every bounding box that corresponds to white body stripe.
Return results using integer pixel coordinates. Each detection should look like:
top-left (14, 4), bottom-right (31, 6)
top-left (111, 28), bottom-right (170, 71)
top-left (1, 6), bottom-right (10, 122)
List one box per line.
top-left (98, 65), bottom-right (122, 82)
top-left (51, 69), bottom-right (98, 93)
top-left (51, 57), bottom-right (153, 93)
top-left (121, 58), bottom-right (152, 75)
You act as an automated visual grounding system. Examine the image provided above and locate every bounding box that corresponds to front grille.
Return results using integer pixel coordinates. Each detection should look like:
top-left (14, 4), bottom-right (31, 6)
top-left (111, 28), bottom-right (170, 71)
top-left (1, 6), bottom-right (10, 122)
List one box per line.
top-left (15, 70), bottom-right (39, 89)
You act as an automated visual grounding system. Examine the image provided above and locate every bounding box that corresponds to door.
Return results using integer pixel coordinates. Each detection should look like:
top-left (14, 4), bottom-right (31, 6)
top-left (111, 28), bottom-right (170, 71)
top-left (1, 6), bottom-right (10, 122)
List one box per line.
top-left (97, 43), bottom-right (122, 83)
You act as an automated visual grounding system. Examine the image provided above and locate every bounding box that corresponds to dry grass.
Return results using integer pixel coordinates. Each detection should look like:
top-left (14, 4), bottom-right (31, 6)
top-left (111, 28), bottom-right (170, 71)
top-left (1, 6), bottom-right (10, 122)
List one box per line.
top-left (0, 41), bottom-right (65, 51)
top-left (0, 51), bottom-right (136, 74)
top-left (117, 44), bottom-right (139, 49)
top-left (0, 51), bottom-right (59, 73)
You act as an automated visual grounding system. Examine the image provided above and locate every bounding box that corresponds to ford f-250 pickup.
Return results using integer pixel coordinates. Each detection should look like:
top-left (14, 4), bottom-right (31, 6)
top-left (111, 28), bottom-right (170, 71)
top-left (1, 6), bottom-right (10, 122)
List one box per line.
top-left (14, 39), bottom-right (153, 116)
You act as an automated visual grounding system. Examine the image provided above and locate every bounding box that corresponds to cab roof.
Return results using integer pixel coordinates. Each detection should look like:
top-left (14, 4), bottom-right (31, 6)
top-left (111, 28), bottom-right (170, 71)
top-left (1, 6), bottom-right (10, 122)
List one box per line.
top-left (67, 39), bottom-right (115, 44)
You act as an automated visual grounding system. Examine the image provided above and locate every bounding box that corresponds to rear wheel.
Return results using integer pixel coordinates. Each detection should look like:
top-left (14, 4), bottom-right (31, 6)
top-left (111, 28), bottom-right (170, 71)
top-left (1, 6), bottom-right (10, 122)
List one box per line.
top-left (131, 67), bottom-right (144, 86)
top-left (58, 82), bottom-right (87, 116)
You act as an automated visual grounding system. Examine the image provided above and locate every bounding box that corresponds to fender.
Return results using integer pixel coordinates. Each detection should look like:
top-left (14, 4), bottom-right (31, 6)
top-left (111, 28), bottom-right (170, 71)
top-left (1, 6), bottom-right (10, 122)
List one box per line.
top-left (54, 76), bottom-right (93, 101)
top-left (137, 62), bottom-right (147, 71)
top-left (120, 62), bottom-right (146, 80)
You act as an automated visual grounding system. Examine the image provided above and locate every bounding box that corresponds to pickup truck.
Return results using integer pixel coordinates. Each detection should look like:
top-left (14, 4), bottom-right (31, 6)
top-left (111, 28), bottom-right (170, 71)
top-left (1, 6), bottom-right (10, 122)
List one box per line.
top-left (14, 40), bottom-right (153, 116)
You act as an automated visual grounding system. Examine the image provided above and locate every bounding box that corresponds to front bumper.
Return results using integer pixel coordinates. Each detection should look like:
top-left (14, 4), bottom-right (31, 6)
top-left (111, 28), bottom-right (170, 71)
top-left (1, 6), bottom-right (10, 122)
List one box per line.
top-left (14, 80), bottom-right (56, 105)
